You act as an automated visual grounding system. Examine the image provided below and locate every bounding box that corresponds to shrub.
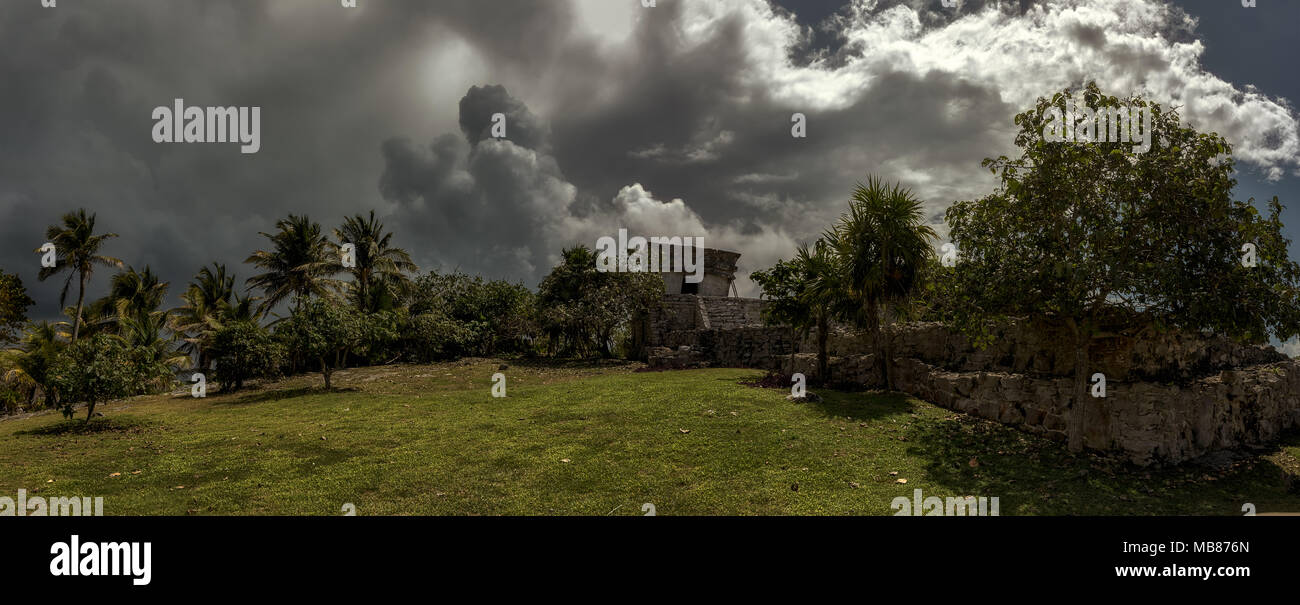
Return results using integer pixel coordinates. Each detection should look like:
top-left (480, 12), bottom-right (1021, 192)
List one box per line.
top-left (209, 320), bottom-right (281, 392)
top-left (278, 299), bottom-right (366, 389)
top-left (49, 333), bottom-right (170, 421)
top-left (405, 271), bottom-right (536, 358)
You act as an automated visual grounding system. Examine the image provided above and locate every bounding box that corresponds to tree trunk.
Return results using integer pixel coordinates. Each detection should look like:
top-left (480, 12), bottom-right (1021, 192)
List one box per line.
top-left (322, 358), bottom-right (332, 390)
top-left (882, 303), bottom-right (895, 392)
top-left (84, 399), bottom-right (96, 422)
top-left (72, 272), bottom-right (87, 342)
top-left (788, 327), bottom-right (796, 376)
top-left (868, 307), bottom-right (885, 391)
top-left (1067, 321), bottom-right (1089, 453)
top-left (816, 313), bottom-right (829, 384)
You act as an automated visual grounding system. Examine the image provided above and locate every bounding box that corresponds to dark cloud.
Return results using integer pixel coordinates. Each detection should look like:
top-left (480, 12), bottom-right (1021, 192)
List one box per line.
top-left (1, 0), bottom-right (1296, 318)
top-left (458, 85), bottom-right (551, 152)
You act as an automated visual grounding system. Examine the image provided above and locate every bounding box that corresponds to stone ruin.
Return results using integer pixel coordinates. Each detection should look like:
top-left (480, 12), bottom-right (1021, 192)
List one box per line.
top-left (636, 250), bottom-right (1300, 466)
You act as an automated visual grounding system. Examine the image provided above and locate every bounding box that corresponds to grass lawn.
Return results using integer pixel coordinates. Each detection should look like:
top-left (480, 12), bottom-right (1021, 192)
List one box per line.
top-left (2, 360), bottom-right (1298, 515)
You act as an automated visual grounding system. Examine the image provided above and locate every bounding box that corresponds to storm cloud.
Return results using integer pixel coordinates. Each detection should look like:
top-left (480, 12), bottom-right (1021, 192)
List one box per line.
top-left (1, 0), bottom-right (1297, 319)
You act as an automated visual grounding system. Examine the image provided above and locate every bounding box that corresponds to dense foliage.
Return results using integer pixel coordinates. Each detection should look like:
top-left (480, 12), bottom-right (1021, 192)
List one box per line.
top-left (210, 320), bottom-right (282, 392)
top-left (0, 269), bottom-right (34, 347)
top-left (946, 82), bottom-right (1300, 451)
top-left (536, 246), bottom-right (663, 358)
top-left (48, 333), bottom-right (172, 421)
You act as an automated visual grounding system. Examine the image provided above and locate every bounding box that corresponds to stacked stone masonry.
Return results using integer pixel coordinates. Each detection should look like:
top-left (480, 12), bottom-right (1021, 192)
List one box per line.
top-left (641, 296), bottom-right (1300, 465)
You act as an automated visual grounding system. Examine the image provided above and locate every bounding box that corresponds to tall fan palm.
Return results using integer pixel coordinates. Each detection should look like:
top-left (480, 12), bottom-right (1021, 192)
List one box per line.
top-left (37, 209), bottom-right (123, 342)
top-left (245, 215), bottom-right (334, 316)
top-left (317, 211), bottom-right (418, 311)
top-left (827, 177), bottom-right (937, 391)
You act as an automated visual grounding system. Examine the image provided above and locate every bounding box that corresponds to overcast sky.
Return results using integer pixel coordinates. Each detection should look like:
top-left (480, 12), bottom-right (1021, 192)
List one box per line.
top-left (2, 0), bottom-right (1298, 352)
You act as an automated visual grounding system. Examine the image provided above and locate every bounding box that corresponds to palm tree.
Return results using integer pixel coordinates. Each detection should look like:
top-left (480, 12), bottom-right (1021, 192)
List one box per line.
top-left (226, 292), bottom-right (263, 323)
top-left (37, 209), bottom-right (123, 342)
top-left (794, 239), bottom-right (856, 382)
top-left (827, 177), bottom-right (937, 391)
top-left (4, 321), bottom-right (69, 407)
top-left (170, 263), bottom-right (237, 369)
top-left (63, 303), bottom-right (113, 340)
top-left (244, 215), bottom-right (335, 316)
top-left (92, 265), bottom-right (169, 330)
top-left (119, 313), bottom-right (188, 384)
top-left (317, 211), bottom-right (418, 312)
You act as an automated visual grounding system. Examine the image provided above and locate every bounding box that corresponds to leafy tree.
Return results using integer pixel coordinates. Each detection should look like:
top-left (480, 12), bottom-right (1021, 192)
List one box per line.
top-left (403, 311), bottom-right (477, 362)
top-left (209, 320), bottom-right (281, 392)
top-left (278, 298), bottom-right (367, 389)
top-left (319, 211), bottom-right (419, 312)
top-left (826, 177), bottom-right (937, 391)
top-left (536, 246), bottom-right (662, 358)
top-left (245, 214), bottom-right (335, 316)
top-left (407, 271), bottom-right (535, 357)
top-left (37, 209), bottom-right (123, 342)
top-left (945, 82), bottom-right (1300, 452)
top-left (892, 255), bottom-right (960, 323)
top-left (0, 359), bottom-right (22, 414)
top-left (0, 270), bottom-right (35, 347)
top-left (48, 333), bottom-right (169, 421)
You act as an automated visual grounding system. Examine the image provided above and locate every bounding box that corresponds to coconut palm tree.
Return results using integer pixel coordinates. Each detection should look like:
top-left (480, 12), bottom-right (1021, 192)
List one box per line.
top-left (244, 215), bottom-right (335, 316)
top-left (827, 177), bottom-right (937, 391)
top-left (316, 211), bottom-right (418, 312)
top-left (37, 209), bottom-right (123, 342)
top-left (226, 292), bottom-right (263, 323)
top-left (3, 320), bottom-right (69, 407)
top-left (119, 313), bottom-right (188, 384)
top-left (91, 265), bottom-right (169, 331)
top-left (170, 263), bottom-right (237, 369)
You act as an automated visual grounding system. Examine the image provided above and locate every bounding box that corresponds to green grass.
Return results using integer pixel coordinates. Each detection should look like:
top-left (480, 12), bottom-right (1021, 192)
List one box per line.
top-left (2, 360), bottom-right (1298, 515)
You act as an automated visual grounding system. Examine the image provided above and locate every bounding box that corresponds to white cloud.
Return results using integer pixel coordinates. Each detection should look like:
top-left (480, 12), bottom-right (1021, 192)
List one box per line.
top-left (671, 0), bottom-right (1299, 179)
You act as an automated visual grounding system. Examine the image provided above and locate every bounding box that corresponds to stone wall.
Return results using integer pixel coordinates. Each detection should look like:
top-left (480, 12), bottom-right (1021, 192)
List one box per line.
top-left (647, 327), bottom-right (794, 370)
top-left (637, 295), bottom-right (767, 356)
top-left (778, 350), bottom-right (1299, 465)
top-left (802, 320), bottom-right (1288, 383)
top-left (642, 296), bottom-right (1300, 465)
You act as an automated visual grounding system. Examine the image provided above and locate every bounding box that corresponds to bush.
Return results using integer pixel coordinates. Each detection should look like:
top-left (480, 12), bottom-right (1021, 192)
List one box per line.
top-left (277, 299), bottom-right (367, 389)
top-left (210, 320), bottom-right (281, 392)
top-left (405, 271), bottom-right (536, 358)
top-left (536, 246), bottom-right (663, 358)
top-left (403, 311), bottom-right (476, 362)
top-left (49, 333), bottom-right (170, 421)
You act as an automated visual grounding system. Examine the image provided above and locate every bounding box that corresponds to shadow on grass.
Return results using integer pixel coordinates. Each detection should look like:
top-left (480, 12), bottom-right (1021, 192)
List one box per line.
top-left (509, 357), bottom-right (642, 371)
top-left (898, 411), bottom-right (1300, 514)
top-left (218, 386), bottom-right (361, 406)
top-left (734, 369), bottom-right (915, 421)
top-left (15, 416), bottom-right (151, 437)
top-left (810, 389), bottom-right (916, 421)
